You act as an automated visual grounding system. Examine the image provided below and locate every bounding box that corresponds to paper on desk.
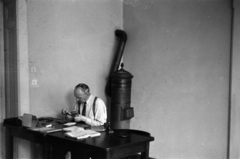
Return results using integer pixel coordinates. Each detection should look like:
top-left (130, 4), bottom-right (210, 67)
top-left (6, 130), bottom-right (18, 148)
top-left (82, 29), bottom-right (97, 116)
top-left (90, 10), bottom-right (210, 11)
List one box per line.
top-left (65, 129), bottom-right (101, 139)
top-left (62, 126), bottom-right (84, 132)
top-left (64, 122), bottom-right (76, 126)
top-left (29, 127), bottom-right (62, 134)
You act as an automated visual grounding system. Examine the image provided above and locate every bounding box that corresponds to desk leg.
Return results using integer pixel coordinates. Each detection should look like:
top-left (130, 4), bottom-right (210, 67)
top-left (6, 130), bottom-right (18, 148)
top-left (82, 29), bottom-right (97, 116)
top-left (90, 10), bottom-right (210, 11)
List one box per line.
top-left (6, 128), bottom-right (13, 159)
top-left (43, 143), bottom-right (52, 159)
top-left (140, 142), bottom-right (149, 159)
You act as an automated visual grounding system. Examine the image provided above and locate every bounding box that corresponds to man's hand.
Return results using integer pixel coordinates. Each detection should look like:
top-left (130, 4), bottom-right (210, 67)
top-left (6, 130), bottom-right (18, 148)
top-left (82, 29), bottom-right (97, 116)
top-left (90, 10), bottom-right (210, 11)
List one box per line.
top-left (66, 114), bottom-right (73, 121)
top-left (74, 114), bottom-right (86, 122)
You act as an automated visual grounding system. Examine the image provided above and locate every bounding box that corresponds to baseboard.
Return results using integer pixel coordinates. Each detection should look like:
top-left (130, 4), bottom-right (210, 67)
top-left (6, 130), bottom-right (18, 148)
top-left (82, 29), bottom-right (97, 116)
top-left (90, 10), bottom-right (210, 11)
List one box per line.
top-left (122, 154), bottom-right (155, 159)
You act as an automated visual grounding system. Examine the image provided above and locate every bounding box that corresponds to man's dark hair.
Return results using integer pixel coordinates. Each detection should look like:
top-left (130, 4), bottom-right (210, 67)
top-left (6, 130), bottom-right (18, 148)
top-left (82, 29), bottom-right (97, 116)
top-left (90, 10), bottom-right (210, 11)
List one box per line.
top-left (75, 83), bottom-right (90, 93)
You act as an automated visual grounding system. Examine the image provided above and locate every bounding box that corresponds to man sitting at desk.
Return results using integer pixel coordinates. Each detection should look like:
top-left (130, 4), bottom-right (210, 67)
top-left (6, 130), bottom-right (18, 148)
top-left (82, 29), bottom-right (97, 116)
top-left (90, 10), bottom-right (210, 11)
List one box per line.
top-left (64, 83), bottom-right (107, 126)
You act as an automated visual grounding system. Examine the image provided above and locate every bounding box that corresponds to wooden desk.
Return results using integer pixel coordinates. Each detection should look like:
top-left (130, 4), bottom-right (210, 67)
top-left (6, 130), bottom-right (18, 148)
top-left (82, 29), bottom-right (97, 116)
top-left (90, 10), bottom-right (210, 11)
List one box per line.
top-left (3, 118), bottom-right (52, 159)
top-left (3, 118), bottom-right (154, 159)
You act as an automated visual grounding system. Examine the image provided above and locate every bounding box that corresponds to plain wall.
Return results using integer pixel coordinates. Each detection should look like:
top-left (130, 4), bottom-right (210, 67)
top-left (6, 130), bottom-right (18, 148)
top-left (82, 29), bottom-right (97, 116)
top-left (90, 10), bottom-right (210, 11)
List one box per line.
top-left (27, 0), bottom-right (123, 118)
top-left (230, 0), bottom-right (240, 158)
top-left (123, 0), bottom-right (231, 158)
top-left (0, 2), bottom-right (5, 158)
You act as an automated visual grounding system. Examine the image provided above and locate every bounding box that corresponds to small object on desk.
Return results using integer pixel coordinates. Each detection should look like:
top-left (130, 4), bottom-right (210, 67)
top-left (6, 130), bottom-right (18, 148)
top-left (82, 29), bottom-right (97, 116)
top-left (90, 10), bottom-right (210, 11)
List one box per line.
top-left (22, 113), bottom-right (38, 128)
top-left (45, 124), bottom-right (52, 128)
top-left (105, 122), bottom-right (114, 133)
top-left (89, 125), bottom-right (105, 132)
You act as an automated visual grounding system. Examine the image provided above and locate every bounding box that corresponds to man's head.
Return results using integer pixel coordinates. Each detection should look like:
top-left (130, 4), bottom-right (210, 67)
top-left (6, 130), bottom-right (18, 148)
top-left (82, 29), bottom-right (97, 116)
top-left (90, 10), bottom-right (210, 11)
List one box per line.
top-left (74, 83), bottom-right (90, 103)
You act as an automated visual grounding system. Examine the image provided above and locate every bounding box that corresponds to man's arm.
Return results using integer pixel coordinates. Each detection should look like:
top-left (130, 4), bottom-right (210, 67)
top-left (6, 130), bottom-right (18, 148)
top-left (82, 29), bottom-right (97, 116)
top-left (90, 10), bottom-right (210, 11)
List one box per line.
top-left (85, 98), bottom-right (107, 126)
top-left (75, 99), bottom-right (107, 126)
top-left (65, 102), bottom-right (78, 120)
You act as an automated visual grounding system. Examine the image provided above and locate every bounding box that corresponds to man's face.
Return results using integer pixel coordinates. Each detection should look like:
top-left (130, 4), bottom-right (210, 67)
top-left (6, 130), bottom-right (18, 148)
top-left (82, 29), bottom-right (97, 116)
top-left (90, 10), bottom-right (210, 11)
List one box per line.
top-left (74, 88), bottom-right (88, 103)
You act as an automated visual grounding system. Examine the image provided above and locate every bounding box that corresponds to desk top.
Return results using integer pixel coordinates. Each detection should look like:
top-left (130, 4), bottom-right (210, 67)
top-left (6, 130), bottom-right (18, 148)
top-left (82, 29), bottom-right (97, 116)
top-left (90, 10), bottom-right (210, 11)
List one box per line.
top-left (47, 129), bottom-right (154, 151)
top-left (4, 117), bottom-right (155, 159)
top-left (3, 117), bottom-right (154, 151)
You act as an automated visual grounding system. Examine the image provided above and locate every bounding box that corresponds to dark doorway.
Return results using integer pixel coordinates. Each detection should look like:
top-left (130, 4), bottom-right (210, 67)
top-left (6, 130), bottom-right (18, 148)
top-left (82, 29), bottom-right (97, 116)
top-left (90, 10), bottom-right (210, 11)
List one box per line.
top-left (1, 0), bottom-right (18, 158)
top-left (2, 0), bottom-right (18, 118)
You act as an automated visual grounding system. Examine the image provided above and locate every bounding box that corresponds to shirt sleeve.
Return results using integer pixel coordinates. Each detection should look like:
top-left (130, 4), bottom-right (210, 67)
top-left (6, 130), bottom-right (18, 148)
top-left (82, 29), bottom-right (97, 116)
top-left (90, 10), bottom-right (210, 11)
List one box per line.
top-left (72, 102), bottom-right (78, 112)
top-left (85, 98), bottom-right (107, 126)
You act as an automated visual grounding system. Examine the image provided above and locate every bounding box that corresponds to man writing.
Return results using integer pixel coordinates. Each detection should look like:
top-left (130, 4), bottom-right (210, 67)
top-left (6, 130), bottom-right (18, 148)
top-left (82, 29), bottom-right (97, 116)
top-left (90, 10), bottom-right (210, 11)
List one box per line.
top-left (64, 83), bottom-right (107, 126)
top-left (57, 83), bottom-right (107, 159)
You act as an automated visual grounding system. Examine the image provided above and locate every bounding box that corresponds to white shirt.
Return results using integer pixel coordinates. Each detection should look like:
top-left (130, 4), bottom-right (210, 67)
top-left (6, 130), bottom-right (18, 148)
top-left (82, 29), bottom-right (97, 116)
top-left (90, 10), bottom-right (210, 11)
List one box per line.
top-left (72, 94), bottom-right (107, 126)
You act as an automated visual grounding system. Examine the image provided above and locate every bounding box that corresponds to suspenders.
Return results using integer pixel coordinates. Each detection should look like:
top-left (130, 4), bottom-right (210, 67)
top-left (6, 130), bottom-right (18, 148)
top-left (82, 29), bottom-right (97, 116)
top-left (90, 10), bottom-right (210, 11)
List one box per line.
top-left (92, 97), bottom-right (98, 119)
top-left (78, 96), bottom-right (98, 118)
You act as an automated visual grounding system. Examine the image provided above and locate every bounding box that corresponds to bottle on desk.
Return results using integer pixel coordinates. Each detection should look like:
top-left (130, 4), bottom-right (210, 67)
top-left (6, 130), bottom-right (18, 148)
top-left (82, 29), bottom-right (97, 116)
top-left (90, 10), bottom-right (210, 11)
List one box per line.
top-left (105, 121), bottom-right (114, 133)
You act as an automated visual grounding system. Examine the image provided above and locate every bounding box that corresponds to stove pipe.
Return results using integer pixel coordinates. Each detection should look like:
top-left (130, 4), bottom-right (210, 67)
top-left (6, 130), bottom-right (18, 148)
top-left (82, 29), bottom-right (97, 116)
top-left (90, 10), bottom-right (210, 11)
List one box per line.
top-left (106, 30), bottom-right (134, 129)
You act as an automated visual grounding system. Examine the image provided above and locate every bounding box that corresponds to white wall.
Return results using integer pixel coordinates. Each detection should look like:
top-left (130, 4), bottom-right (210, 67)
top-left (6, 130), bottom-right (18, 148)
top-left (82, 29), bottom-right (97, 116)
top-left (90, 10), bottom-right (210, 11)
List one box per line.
top-left (0, 2), bottom-right (5, 159)
top-left (27, 0), bottom-right (123, 118)
top-left (230, 0), bottom-right (240, 158)
top-left (16, 1), bottom-right (30, 158)
top-left (123, 0), bottom-right (231, 158)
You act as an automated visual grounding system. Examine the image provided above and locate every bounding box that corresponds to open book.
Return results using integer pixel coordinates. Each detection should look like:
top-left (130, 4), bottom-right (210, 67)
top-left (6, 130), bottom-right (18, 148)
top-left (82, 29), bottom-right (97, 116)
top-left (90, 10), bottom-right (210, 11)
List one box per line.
top-left (65, 129), bottom-right (101, 139)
